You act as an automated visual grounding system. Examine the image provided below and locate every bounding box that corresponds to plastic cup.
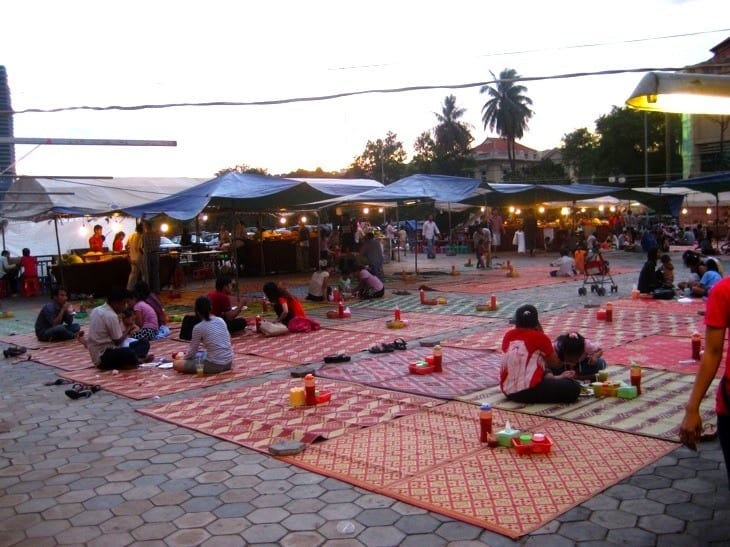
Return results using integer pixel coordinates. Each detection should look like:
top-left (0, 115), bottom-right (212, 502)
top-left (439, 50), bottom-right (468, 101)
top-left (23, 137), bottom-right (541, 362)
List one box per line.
top-left (425, 356), bottom-right (435, 367)
top-left (196, 362), bottom-right (204, 377)
top-left (597, 371), bottom-right (609, 382)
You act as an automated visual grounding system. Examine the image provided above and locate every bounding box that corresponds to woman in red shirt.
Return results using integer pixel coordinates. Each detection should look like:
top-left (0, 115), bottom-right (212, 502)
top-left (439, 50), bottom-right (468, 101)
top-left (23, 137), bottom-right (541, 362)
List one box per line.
top-left (500, 304), bottom-right (581, 404)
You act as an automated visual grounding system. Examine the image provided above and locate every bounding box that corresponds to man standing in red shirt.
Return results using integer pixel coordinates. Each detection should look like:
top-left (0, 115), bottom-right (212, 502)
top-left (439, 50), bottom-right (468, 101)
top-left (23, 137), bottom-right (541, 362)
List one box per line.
top-left (207, 276), bottom-right (247, 334)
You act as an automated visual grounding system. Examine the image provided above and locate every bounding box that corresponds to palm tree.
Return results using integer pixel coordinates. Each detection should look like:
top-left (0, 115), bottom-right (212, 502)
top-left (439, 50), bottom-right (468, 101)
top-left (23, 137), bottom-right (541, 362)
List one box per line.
top-left (480, 69), bottom-right (534, 174)
top-left (433, 95), bottom-right (474, 174)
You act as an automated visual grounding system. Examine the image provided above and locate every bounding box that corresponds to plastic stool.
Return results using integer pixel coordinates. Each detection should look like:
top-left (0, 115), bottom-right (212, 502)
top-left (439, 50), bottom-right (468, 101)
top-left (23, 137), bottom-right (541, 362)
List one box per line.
top-left (21, 276), bottom-right (41, 297)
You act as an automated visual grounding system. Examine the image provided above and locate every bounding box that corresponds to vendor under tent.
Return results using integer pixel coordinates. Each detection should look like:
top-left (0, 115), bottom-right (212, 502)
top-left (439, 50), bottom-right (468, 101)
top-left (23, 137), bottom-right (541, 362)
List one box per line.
top-left (664, 172), bottom-right (730, 244)
top-left (119, 172), bottom-right (384, 277)
top-left (304, 174), bottom-right (483, 273)
top-left (0, 176), bottom-right (206, 293)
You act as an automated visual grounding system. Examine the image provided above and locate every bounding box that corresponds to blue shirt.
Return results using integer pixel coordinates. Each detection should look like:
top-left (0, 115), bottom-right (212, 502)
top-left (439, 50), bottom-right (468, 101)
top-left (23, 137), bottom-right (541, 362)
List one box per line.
top-left (700, 270), bottom-right (723, 293)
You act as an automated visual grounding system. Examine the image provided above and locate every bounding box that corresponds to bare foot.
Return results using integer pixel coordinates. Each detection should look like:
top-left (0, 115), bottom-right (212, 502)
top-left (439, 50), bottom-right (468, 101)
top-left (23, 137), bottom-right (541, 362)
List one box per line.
top-left (143, 354), bottom-right (155, 363)
top-left (76, 332), bottom-right (88, 348)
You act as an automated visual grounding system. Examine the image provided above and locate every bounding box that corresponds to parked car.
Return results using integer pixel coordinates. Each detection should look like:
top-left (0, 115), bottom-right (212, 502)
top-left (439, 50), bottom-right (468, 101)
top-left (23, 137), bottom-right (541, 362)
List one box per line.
top-left (159, 236), bottom-right (181, 250)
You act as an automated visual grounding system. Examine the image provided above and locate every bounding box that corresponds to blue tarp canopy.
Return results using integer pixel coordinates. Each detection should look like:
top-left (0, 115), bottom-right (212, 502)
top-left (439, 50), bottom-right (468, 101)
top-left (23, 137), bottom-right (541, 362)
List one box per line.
top-left (664, 171), bottom-right (730, 195)
top-left (312, 174), bottom-right (483, 205)
top-left (120, 173), bottom-right (376, 220)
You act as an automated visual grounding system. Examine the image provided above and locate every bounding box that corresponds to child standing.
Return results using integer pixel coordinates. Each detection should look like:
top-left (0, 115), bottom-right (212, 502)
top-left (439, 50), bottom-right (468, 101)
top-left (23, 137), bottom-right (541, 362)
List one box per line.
top-left (553, 332), bottom-right (606, 381)
top-left (658, 254), bottom-right (675, 289)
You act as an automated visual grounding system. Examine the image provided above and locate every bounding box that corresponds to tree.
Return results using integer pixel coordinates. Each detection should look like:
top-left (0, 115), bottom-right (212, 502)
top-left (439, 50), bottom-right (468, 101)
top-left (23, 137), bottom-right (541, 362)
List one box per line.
top-left (215, 164), bottom-right (269, 177)
top-left (280, 167), bottom-right (342, 178)
top-left (559, 107), bottom-right (682, 186)
top-left (561, 128), bottom-right (599, 182)
top-left (702, 115), bottom-right (730, 171)
top-left (480, 68), bottom-right (534, 175)
top-left (409, 131), bottom-right (437, 174)
top-left (503, 158), bottom-right (568, 184)
top-left (347, 131), bottom-right (407, 183)
top-left (432, 95), bottom-right (475, 175)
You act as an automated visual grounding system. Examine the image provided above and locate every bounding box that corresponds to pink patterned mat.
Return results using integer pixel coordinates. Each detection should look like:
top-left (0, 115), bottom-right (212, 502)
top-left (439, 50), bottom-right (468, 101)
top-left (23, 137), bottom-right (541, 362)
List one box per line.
top-left (283, 401), bottom-right (675, 539)
top-left (603, 334), bottom-right (725, 375)
top-left (60, 353), bottom-right (295, 400)
top-left (323, 311), bottom-right (493, 340)
top-left (137, 377), bottom-right (443, 450)
top-left (316, 347), bottom-right (502, 398)
top-left (457, 367), bottom-right (718, 441)
top-left (232, 329), bottom-right (388, 364)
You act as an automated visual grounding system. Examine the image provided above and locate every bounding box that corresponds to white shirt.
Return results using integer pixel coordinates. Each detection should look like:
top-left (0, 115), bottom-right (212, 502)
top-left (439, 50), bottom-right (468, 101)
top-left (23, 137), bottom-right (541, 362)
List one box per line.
top-left (422, 220), bottom-right (440, 240)
top-left (308, 270), bottom-right (329, 297)
top-left (87, 303), bottom-right (124, 366)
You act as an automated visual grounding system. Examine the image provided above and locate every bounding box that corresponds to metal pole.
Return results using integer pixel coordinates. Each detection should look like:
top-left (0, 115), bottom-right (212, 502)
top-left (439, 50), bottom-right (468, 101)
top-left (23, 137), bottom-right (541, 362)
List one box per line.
top-left (54, 217), bottom-right (65, 287)
top-left (644, 112), bottom-right (649, 188)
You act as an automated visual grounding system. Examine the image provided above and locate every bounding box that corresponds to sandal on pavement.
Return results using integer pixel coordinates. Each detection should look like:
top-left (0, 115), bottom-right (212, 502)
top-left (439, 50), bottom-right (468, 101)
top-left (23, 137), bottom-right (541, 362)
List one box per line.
top-left (700, 423), bottom-right (718, 442)
top-left (66, 388), bottom-right (92, 400)
top-left (323, 353), bottom-right (351, 363)
top-left (393, 338), bottom-right (407, 350)
top-left (44, 378), bottom-right (73, 386)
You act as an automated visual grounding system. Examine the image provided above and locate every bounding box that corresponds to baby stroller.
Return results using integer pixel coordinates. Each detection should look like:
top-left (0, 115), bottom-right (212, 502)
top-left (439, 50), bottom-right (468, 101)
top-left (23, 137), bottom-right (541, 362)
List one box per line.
top-left (578, 249), bottom-right (618, 296)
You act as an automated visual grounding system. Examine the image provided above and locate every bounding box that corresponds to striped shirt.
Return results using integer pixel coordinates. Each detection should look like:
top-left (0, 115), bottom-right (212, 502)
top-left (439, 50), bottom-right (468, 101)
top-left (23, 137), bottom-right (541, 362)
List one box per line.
top-left (186, 316), bottom-right (233, 365)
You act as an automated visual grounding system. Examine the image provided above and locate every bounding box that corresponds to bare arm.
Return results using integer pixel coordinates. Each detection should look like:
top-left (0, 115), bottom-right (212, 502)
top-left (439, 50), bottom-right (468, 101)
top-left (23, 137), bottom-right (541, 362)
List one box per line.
top-left (680, 325), bottom-right (725, 450)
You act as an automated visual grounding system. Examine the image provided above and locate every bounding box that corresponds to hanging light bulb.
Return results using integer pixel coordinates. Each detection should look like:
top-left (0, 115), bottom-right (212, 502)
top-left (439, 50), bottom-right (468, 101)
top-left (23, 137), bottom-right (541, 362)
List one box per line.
top-left (160, 223), bottom-right (169, 233)
top-left (279, 216), bottom-right (287, 225)
top-left (538, 206), bottom-right (545, 214)
top-left (363, 207), bottom-right (369, 215)
top-left (300, 216), bottom-right (307, 224)
top-left (480, 206), bottom-right (486, 213)
top-left (508, 206), bottom-right (515, 213)
top-left (706, 208), bottom-right (712, 215)
top-left (682, 208), bottom-right (688, 215)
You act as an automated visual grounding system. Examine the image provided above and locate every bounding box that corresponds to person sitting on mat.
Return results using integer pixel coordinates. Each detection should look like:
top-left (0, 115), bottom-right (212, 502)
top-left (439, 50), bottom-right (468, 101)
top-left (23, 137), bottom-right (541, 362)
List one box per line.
top-left (500, 304), bottom-right (581, 404)
top-left (34, 286), bottom-right (82, 342)
top-left (549, 248), bottom-right (576, 277)
top-left (552, 331), bottom-right (606, 381)
top-left (174, 296), bottom-right (233, 375)
top-left (353, 262), bottom-right (385, 300)
top-left (83, 288), bottom-right (153, 370)
top-left (306, 266), bottom-right (332, 302)
top-left (263, 281), bottom-right (306, 326)
top-left (207, 275), bottom-right (247, 334)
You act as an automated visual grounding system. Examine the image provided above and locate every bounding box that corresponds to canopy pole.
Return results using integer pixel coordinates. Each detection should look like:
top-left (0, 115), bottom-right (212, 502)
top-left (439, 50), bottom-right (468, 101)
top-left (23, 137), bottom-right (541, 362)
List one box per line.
top-left (716, 194), bottom-right (720, 252)
top-left (315, 211), bottom-right (321, 272)
top-left (258, 213), bottom-right (266, 276)
top-left (230, 210), bottom-right (239, 301)
top-left (54, 216), bottom-right (65, 287)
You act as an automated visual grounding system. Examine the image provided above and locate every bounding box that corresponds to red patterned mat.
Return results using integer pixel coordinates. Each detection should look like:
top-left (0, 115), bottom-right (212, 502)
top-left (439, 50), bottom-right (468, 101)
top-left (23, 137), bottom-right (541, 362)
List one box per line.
top-left (0, 332), bottom-right (49, 350)
top-left (61, 354), bottom-right (294, 400)
top-left (283, 401), bottom-right (675, 538)
top-left (137, 378), bottom-right (443, 450)
top-left (603, 334), bottom-right (724, 375)
top-left (457, 367), bottom-right (718, 441)
top-left (316, 348), bottom-right (502, 398)
top-left (611, 295), bottom-right (706, 312)
top-left (324, 311), bottom-right (493, 340)
top-left (232, 329), bottom-right (388, 364)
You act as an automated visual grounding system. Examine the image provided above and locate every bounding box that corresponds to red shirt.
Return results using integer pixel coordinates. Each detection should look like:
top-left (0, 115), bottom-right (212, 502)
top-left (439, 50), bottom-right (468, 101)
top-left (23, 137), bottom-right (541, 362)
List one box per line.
top-left (280, 295), bottom-right (305, 319)
top-left (89, 234), bottom-right (105, 252)
top-left (19, 255), bottom-right (37, 277)
top-left (704, 277), bottom-right (730, 415)
top-left (500, 327), bottom-right (555, 395)
top-left (207, 290), bottom-right (232, 319)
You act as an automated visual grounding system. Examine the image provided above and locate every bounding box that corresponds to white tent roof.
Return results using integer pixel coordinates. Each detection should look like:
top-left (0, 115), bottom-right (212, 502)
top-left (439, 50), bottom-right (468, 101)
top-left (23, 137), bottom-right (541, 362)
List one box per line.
top-left (0, 176), bottom-right (207, 221)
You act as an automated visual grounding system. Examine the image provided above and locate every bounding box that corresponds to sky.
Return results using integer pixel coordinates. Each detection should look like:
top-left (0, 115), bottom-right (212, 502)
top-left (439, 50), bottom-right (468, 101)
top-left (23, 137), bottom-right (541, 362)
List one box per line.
top-left (1, 0), bottom-right (728, 179)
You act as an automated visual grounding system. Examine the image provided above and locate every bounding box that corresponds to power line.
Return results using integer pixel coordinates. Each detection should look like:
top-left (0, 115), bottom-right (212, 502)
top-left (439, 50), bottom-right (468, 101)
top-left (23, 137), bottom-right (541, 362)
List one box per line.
top-left (5, 65), bottom-right (729, 116)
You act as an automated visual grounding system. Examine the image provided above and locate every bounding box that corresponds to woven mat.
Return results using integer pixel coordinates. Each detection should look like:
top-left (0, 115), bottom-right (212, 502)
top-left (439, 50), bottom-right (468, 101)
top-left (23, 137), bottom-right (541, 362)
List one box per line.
top-left (323, 311), bottom-right (495, 340)
top-left (0, 332), bottom-right (49, 351)
top-left (316, 348), bottom-right (502, 398)
top-left (60, 353), bottom-right (294, 400)
top-left (456, 367), bottom-right (717, 441)
top-left (603, 334), bottom-right (724, 375)
top-left (137, 378), bottom-right (443, 450)
top-left (282, 401), bottom-right (675, 538)
top-left (306, 306), bottom-right (392, 328)
top-left (232, 329), bottom-right (390, 364)
top-left (611, 296), bottom-right (706, 312)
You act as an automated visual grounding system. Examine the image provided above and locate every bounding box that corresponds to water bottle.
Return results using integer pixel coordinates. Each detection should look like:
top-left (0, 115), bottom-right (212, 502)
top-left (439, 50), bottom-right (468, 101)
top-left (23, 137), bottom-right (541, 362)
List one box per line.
top-left (479, 403), bottom-right (493, 442)
top-left (304, 374), bottom-right (317, 405)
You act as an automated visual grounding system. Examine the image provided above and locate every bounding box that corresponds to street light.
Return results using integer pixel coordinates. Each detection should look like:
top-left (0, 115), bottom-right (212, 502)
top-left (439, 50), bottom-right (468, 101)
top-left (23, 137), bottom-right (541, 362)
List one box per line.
top-left (626, 72), bottom-right (730, 115)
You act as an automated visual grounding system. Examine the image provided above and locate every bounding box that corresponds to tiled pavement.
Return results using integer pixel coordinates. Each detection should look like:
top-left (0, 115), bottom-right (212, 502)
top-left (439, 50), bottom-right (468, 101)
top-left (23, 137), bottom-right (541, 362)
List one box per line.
top-left (1, 250), bottom-right (730, 546)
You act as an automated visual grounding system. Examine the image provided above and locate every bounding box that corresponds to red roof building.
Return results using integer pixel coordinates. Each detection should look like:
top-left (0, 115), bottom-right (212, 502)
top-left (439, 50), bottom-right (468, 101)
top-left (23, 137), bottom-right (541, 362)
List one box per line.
top-left (470, 137), bottom-right (541, 182)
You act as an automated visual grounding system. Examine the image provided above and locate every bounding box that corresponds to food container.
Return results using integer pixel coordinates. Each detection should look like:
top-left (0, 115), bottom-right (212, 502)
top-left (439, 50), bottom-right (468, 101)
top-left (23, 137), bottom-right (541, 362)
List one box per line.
top-left (409, 362), bottom-right (435, 375)
top-left (617, 386), bottom-right (638, 399)
top-left (602, 382), bottom-right (620, 397)
top-left (315, 391), bottom-right (332, 404)
top-left (512, 434), bottom-right (553, 455)
top-left (591, 382), bottom-right (604, 397)
top-left (497, 427), bottom-right (521, 447)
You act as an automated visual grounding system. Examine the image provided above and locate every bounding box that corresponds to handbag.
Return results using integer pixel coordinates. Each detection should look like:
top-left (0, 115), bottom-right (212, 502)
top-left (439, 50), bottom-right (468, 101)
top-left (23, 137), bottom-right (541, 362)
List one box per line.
top-left (259, 321), bottom-right (289, 337)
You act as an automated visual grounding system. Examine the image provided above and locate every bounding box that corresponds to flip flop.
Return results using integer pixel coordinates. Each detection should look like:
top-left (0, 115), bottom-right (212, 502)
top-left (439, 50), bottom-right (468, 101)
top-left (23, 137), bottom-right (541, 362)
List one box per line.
top-left (392, 338), bottom-right (407, 350)
top-left (323, 354), bottom-right (351, 363)
top-left (368, 344), bottom-right (394, 354)
top-left (44, 378), bottom-right (73, 386)
top-left (65, 388), bottom-right (92, 400)
top-left (700, 423), bottom-right (718, 442)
